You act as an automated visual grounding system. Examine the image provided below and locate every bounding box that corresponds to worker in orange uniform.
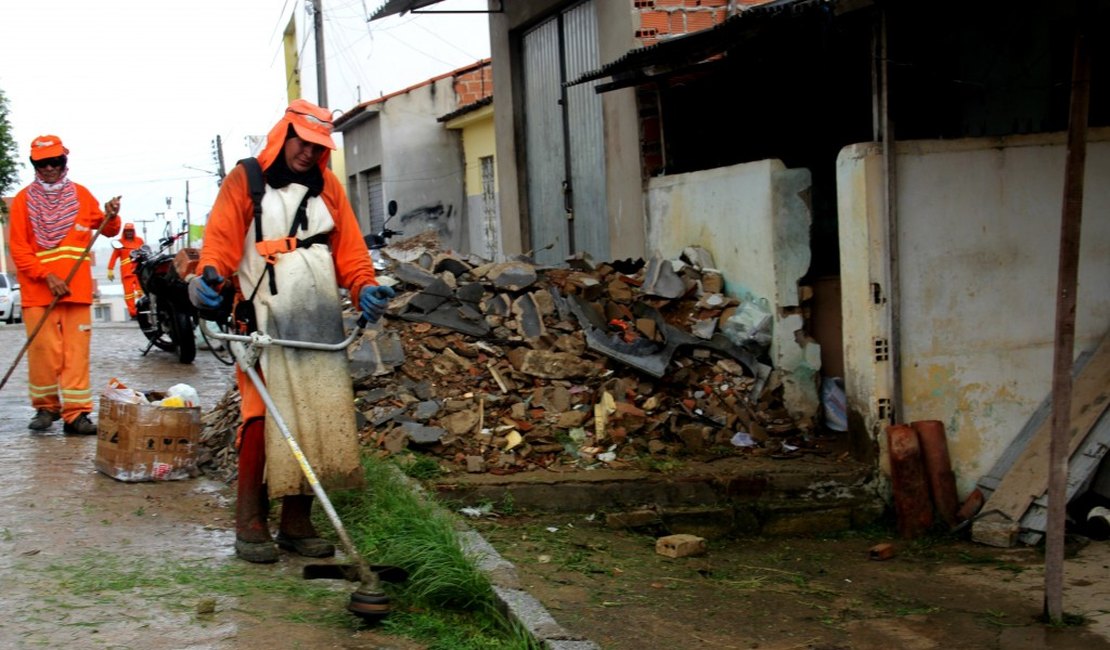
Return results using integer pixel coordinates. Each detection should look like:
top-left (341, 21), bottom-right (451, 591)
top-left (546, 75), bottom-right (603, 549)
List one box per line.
top-left (188, 100), bottom-right (394, 563)
top-left (106, 223), bottom-right (144, 319)
top-left (8, 135), bottom-right (121, 435)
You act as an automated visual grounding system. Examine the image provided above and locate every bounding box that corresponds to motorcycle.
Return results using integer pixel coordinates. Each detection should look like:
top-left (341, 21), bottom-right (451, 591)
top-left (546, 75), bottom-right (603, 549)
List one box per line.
top-left (130, 230), bottom-right (201, 364)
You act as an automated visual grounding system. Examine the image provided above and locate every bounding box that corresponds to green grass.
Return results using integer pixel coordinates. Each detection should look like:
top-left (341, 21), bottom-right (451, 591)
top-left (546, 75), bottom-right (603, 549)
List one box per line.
top-left (393, 452), bottom-right (446, 480)
top-left (328, 454), bottom-right (539, 648)
top-left (30, 454), bottom-right (538, 649)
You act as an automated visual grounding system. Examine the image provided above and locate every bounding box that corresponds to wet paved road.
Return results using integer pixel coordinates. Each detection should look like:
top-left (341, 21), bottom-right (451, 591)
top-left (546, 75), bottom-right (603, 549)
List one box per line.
top-left (0, 322), bottom-right (413, 649)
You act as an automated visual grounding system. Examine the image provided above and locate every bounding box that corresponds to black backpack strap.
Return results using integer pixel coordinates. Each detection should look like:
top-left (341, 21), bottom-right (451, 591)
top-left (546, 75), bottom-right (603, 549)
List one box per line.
top-left (237, 156), bottom-right (316, 298)
top-left (235, 157), bottom-right (282, 296)
top-left (237, 157), bottom-right (266, 230)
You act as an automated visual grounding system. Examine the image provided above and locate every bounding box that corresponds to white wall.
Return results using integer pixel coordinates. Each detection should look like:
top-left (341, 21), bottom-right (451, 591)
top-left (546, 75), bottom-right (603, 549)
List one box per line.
top-left (838, 129), bottom-right (1110, 496)
top-left (645, 160), bottom-right (820, 418)
top-left (379, 79), bottom-right (468, 252)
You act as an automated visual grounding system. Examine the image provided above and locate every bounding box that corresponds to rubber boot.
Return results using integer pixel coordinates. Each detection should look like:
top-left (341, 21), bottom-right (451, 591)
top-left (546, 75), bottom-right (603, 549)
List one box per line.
top-left (235, 419), bottom-right (278, 563)
top-left (276, 494), bottom-right (335, 558)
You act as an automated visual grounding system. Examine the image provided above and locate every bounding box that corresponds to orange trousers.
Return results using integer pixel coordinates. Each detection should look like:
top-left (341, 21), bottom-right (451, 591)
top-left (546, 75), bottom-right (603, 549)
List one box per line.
top-left (23, 304), bottom-right (93, 423)
top-left (121, 272), bottom-right (142, 318)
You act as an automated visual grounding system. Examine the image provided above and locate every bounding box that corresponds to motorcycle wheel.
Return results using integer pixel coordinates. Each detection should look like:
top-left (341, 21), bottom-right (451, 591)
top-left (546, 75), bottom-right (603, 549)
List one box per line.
top-left (136, 296), bottom-right (175, 352)
top-left (171, 307), bottom-right (196, 364)
top-left (198, 319), bottom-right (237, 366)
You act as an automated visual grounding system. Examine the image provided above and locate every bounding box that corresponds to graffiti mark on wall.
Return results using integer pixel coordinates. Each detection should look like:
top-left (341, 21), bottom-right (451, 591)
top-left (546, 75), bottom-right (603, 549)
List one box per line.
top-left (399, 202), bottom-right (454, 229)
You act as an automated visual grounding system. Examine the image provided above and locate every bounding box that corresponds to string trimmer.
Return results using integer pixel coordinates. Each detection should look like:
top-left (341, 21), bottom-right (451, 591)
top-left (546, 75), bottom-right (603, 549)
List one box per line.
top-left (199, 279), bottom-right (403, 621)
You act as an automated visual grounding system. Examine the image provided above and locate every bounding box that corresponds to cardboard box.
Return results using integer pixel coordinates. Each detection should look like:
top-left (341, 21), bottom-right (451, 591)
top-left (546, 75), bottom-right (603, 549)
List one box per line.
top-left (95, 395), bottom-right (201, 482)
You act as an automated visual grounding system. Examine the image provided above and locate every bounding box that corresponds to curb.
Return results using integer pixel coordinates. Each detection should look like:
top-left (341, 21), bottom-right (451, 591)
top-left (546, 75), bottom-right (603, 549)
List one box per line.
top-left (459, 529), bottom-right (601, 649)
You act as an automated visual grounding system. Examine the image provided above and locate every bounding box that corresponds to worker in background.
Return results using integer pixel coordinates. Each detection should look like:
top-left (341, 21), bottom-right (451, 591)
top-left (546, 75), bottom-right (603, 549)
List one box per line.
top-left (107, 223), bottom-right (144, 319)
top-left (8, 135), bottom-right (121, 435)
top-left (188, 99), bottom-right (394, 563)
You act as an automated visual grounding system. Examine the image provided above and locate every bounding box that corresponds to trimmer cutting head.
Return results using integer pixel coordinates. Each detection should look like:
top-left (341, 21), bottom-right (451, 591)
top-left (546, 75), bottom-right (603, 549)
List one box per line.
top-left (302, 563), bottom-right (408, 622)
top-left (347, 587), bottom-right (392, 621)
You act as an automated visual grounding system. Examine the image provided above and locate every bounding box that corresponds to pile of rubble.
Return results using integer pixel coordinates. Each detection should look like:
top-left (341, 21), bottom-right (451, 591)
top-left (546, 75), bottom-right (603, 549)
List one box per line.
top-left (198, 238), bottom-right (838, 479)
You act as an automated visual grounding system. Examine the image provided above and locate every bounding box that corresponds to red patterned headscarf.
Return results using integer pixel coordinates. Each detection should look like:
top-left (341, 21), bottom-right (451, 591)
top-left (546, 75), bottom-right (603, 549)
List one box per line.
top-left (26, 168), bottom-right (79, 249)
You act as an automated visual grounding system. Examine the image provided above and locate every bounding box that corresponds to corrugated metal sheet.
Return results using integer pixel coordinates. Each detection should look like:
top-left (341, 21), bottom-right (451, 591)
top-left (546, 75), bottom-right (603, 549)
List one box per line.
top-left (567, 0), bottom-right (847, 89)
top-left (369, 0), bottom-right (501, 21)
top-left (563, 1), bottom-right (608, 261)
top-left (523, 17), bottom-right (569, 265)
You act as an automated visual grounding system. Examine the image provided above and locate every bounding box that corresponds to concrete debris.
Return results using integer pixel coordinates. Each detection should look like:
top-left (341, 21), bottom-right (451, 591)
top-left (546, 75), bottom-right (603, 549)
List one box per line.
top-left (641, 256), bottom-right (687, 299)
top-left (485, 262), bottom-right (538, 291)
top-left (197, 236), bottom-right (839, 480)
top-left (681, 246), bottom-right (715, 270)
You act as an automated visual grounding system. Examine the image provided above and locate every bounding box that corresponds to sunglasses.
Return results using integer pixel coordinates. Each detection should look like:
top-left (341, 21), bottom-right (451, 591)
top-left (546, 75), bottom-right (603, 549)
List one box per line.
top-left (32, 155), bottom-right (67, 169)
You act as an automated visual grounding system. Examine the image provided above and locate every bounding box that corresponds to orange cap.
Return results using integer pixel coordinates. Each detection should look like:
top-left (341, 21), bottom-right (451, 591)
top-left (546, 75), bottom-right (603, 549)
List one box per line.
top-left (30, 135), bottom-right (68, 160)
top-left (123, 222), bottom-right (135, 231)
top-left (285, 99), bottom-right (336, 150)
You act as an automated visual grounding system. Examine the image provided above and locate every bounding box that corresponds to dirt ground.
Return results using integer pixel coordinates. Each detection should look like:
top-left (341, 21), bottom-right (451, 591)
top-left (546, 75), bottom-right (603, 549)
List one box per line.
top-left (0, 324), bottom-right (420, 650)
top-left (471, 512), bottom-right (1110, 650)
top-left (2, 324), bottom-right (1109, 650)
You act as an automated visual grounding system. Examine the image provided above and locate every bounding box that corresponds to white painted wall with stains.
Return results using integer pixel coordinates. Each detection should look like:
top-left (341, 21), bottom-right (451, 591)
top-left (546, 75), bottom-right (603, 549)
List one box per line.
top-left (838, 128), bottom-right (1110, 497)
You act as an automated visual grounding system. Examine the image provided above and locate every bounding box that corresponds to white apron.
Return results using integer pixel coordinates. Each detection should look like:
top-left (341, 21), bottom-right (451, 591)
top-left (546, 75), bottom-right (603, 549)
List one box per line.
top-left (238, 183), bottom-right (363, 498)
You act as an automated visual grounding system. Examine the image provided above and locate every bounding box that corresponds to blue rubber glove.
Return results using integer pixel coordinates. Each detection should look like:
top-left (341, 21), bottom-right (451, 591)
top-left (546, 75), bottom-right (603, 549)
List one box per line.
top-left (188, 272), bottom-right (224, 310)
top-left (359, 284), bottom-right (395, 324)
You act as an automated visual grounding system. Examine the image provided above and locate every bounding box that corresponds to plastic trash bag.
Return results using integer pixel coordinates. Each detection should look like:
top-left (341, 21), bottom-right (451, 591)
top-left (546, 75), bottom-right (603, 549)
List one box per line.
top-left (821, 376), bottom-right (848, 432)
top-left (722, 300), bottom-right (772, 352)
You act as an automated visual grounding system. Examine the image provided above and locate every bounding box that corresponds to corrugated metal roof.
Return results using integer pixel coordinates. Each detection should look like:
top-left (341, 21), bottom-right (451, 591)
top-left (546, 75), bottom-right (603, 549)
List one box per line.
top-left (437, 95), bottom-right (493, 123)
top-left (566, 0), bottom-right (850, 88)
top-left (369, 0), bottom-right (502, 22)
top-left (370, 0), bottom-right (449, 21)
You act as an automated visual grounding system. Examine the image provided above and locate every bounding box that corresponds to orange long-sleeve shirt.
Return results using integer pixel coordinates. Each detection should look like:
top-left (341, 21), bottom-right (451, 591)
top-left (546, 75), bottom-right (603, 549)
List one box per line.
top-left (107, 235), bottom-right (145, 278)
top-left (8, 183), bottom-right (121, 307)
top-left (197, 163), bottom-right (378, 302)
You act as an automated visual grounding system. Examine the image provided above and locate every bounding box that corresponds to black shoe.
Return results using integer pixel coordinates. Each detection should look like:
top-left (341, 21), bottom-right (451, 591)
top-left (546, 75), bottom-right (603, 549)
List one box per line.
top-left (276, 532), bottom-right (336, 558)
top-left (235, 538), bottom-right (280, 563)
top-left (63, 413), bottom-right (98, 436)
top-left (28, 409), bottom-right (60, 431)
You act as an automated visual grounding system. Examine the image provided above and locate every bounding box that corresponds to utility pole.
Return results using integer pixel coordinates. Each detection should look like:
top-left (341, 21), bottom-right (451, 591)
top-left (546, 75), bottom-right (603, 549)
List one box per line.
top-left (312, 0), bottom-right (328, 107)
top-left (134, 218), bottom-right (155, 242)
top-left (212, 135), bottom-right (226, 184)
top-left (185, 181), bottom-right (192, 247)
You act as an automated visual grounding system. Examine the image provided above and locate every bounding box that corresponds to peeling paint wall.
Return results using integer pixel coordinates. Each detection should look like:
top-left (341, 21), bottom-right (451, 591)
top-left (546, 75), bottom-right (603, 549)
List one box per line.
top-left (645, 160), bottom-right (820, 419)
top-left (838, 129), bottom-right (1110, 497)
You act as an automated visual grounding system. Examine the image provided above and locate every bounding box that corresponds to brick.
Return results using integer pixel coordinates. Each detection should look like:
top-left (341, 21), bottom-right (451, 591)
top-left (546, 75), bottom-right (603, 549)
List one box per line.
top-left (655, 534), bottom-right (707, 558)
top-left (869, 543), bottom-right (896, 560)
top-left (685, 11), bottom-right (716, 32)
top-left (640, 11), bottom-right (669, 31)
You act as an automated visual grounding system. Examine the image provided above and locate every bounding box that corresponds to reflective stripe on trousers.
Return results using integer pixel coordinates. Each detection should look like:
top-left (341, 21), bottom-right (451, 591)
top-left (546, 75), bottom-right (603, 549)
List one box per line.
top-left (22, 304), bottom-right (92, 422)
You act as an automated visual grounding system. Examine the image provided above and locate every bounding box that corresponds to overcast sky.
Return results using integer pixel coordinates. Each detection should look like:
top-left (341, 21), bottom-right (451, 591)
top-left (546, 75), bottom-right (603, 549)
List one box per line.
top-left (0, 0), bottom-right (490, 253)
